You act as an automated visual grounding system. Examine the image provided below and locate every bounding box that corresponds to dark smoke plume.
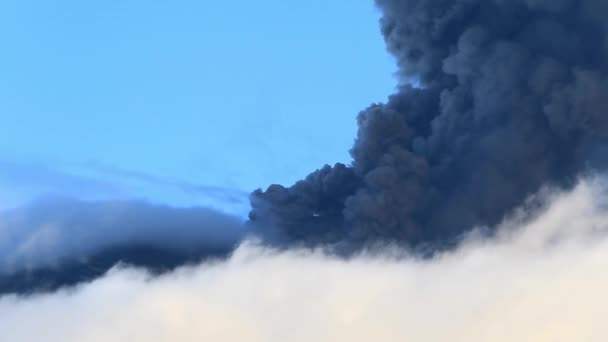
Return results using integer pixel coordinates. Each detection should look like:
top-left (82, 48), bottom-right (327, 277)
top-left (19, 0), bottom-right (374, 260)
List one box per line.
top-left (249, 0), bottom-right (608, 247)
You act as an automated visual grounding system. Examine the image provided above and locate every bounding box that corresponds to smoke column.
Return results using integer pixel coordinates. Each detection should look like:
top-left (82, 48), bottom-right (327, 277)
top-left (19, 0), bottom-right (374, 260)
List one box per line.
top-left (249, 0), bottom-right (608, 248)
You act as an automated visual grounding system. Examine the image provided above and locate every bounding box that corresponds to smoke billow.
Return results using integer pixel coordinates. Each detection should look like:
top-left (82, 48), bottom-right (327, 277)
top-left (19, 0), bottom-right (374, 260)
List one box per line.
top-left (0, 199), bottom-right (244, 294)
top-left (2, 178), bottom-right (608, 342)
top-left (249, 0), bottom-right (608, 247)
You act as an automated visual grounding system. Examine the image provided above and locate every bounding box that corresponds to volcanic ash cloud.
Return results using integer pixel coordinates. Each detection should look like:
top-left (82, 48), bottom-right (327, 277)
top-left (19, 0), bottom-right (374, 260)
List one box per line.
top-left (250, 0), bottom-right (608, 248)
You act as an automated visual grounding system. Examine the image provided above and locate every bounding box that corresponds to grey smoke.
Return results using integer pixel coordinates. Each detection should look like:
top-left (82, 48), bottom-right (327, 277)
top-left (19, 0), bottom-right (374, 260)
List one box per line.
top-left (249, 0), bottom-right (608, 247)
top-left (0, 198), bottom-right (244, 294)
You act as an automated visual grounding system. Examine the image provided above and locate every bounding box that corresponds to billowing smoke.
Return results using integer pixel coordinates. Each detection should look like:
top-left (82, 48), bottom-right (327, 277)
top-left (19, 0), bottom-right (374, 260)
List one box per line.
top-left (0, 199), bottom-right (244, 294)
top-left (249, 0), bottom-right (608, 247)
top-left (2, 178), bottom-right (608, 342)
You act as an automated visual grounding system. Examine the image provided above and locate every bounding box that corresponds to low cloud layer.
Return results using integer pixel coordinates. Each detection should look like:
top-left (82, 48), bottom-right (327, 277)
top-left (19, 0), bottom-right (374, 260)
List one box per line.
top-left (2, 177), bottom-right (607, 341)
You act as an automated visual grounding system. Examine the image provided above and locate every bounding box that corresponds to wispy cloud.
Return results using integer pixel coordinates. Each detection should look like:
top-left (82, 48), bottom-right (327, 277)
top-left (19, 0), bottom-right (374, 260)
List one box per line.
top-left (0, 160), bottom-right (125, 209)
top-left (0, 159), bottom-right (250, 215)
top-left (81, 162), bottom-right (249, 206)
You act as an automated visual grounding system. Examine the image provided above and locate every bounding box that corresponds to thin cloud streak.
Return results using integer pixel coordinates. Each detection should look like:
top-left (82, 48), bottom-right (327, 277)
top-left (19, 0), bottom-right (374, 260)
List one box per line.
top-left (81, 162), bottom-right (249, 205)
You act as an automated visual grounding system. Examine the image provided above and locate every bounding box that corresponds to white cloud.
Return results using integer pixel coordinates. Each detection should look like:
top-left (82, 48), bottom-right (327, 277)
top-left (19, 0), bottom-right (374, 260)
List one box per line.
top-left (1, 177), bottom-right (608, 341)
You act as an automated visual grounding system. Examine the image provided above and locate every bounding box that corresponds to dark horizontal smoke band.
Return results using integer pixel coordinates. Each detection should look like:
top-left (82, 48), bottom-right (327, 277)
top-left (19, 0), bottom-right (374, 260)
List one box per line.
top-left (249, 0), bottom-right (608, 247)
top-left (0, 200), bottom-right (243, 294)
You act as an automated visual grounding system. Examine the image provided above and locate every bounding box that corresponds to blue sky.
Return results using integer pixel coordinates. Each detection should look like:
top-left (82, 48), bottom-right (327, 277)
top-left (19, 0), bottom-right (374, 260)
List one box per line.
top-left (0, 0), bottom-right (395, 214)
